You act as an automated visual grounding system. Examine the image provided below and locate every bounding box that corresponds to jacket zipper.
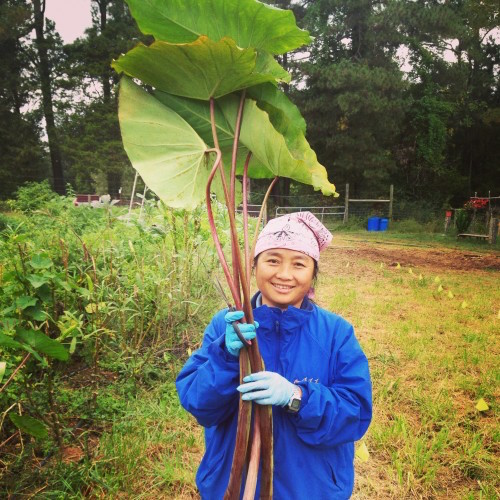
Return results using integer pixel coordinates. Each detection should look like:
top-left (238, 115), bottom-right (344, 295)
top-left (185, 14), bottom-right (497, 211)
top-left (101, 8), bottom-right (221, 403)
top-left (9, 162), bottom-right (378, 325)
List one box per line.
top-left (275, 320), bottom-right (280, 372)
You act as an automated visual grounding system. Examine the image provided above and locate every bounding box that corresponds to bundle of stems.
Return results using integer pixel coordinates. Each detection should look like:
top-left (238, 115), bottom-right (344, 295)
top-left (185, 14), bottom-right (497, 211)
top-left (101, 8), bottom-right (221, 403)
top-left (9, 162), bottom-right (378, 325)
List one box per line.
top-left (205, 92), bottom-right (278, 499)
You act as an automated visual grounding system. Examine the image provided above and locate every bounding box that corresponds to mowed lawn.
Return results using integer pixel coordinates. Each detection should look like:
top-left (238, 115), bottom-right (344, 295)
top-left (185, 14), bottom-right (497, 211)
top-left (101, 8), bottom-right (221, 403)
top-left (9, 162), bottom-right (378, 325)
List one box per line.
top-left (71, 233), bottom-right (498, 499)
top-left (318, 234), bottom-right (499, 499)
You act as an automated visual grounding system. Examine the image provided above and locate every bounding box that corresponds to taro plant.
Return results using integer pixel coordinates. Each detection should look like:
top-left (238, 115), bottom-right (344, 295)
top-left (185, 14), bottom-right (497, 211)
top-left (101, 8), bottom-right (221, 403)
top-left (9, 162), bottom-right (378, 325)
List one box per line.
top-left (112, 1), bottom-right (337, 498)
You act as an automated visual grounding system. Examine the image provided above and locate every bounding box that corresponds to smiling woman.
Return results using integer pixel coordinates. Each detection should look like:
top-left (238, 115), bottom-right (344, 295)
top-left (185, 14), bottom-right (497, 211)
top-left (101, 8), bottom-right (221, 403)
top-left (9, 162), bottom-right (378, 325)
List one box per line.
top-left (176, 211), bottom-right (373, 499)
top-left (254, 249), bottom-right (316, 309)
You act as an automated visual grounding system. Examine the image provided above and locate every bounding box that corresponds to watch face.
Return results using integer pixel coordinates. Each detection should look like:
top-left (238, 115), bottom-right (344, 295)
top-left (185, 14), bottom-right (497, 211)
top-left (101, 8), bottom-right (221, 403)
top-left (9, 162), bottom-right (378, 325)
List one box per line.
top-left (290, 398), bottom-right (301, 411)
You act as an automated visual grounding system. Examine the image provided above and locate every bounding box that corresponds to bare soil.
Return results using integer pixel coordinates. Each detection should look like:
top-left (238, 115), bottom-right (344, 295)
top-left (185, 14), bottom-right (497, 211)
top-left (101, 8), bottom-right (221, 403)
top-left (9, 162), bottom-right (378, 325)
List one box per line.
top-left (326, 237), bottom-right (500, 273)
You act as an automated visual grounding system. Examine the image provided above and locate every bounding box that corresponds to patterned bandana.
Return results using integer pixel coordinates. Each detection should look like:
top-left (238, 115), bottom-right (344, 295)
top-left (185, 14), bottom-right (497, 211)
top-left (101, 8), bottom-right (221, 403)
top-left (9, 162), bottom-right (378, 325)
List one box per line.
top-left (254, 211), bottom-right (333, 262)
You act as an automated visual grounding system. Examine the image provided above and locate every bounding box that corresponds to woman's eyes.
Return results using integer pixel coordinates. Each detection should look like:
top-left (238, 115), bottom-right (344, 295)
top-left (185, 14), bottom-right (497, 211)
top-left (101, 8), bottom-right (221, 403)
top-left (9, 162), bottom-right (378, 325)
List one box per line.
top-left (265, 259), bottom-right (306, 268)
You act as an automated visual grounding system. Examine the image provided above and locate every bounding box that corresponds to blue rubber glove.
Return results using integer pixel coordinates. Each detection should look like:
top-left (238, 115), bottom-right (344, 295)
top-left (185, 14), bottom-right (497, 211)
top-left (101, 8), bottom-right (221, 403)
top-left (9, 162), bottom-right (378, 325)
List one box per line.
top-left (224, 310), bottom-right (258, 357)
top-left (237, 371), bottom-right (295, 406)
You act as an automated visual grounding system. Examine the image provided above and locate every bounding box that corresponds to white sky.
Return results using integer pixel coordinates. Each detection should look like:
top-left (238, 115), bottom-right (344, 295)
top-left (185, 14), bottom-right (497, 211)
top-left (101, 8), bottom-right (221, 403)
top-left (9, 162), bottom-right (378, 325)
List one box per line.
top-left (45, 0), bottom-right (92, 43)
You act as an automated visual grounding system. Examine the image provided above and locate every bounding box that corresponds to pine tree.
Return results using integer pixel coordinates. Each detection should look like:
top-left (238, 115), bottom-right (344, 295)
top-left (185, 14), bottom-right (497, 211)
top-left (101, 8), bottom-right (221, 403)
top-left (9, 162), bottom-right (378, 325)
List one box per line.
top-left (0, 0), bottom-right (49, 199)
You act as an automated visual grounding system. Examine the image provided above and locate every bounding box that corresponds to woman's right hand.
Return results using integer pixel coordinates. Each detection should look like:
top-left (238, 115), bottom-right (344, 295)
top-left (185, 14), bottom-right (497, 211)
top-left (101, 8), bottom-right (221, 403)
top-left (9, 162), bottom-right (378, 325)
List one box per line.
top-left (224, 310), bottom-right (258, 357)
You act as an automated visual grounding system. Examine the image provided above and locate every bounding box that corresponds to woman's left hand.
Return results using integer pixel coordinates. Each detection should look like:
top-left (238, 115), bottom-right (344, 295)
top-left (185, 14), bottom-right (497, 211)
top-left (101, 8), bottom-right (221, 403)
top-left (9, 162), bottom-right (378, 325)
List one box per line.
top-left (237, 371), bottom-right (295, 406)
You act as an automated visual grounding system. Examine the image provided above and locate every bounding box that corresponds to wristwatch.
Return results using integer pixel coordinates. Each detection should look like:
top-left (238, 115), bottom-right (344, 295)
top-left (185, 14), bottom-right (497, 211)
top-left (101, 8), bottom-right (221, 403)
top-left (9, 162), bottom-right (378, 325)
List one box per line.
top-left (286, 385), bottom-right (302, 413)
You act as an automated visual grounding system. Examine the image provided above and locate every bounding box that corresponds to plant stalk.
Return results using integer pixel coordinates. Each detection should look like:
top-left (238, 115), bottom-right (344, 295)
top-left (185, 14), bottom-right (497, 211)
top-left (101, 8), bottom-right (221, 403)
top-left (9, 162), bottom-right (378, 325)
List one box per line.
top-left (250, 176), bottom-right (279, 266)
top-left (0, 354), bottom-right (30, 394)
top-left (205, 149), bottom-right (240, 306)
top-left (243, 152), bottom-right (252, 282)
top-left (242, 408), bottom-right (261, 500)
top-left (209, 99), bottom-right (273, 500)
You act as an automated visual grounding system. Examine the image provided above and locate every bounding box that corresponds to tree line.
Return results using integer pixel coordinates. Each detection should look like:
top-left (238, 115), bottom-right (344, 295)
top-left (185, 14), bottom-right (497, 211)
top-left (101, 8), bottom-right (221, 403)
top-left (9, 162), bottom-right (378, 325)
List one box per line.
top-left (0, 0), bottom-right (498, 206)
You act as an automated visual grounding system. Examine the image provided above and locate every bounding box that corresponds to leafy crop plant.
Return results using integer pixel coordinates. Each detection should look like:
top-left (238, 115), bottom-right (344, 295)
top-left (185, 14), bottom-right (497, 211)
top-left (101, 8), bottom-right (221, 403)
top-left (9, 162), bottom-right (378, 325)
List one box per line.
top-left (113, 1), bottom-right (337, 498)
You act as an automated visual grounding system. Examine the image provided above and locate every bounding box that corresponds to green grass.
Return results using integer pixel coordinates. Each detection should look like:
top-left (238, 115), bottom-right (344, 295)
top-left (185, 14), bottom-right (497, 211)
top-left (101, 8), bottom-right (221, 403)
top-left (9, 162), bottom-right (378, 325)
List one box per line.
top-left (319, 235), bottom-right (499, 499)
top-left (2, 226), bottom-right (498, 498)
top-left (1, 369), bottom-right (204, 499)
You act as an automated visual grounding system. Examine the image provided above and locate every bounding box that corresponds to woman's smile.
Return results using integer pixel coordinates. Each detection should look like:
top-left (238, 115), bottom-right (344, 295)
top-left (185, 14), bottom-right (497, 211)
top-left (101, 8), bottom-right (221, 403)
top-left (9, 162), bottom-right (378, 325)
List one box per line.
top-left (271, 282), bottom-right (295, 291)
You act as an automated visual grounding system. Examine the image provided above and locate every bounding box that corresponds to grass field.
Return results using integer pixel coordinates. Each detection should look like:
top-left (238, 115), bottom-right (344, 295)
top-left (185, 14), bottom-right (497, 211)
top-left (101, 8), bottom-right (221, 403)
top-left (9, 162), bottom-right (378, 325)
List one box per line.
top-left (320, 234), bottom-right (499, 499)
top-left (3, 232), bottom-right (498, 499)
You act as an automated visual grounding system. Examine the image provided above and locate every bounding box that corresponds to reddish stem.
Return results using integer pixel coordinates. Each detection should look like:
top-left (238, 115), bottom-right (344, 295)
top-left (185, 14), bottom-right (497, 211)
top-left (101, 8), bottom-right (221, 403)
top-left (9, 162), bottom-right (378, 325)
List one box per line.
top-left (242, 408), bottom-right (261, 500)
top-left (230, 92), bottom-right (246, 296)
top-left (224, 349), bottom-right (252, 500)
top-left (211, 97), bottom-right (241, 301)
top-left (250, 176), bottom-right (279, 265)
top-left (209, 99), bottom-right (272, 500)
top-left (231, 90), bottom-right (246, 211)
top-left (242, 152), bottom-right (252, 284)
top-left (205, 149), bottom-right (241, 307)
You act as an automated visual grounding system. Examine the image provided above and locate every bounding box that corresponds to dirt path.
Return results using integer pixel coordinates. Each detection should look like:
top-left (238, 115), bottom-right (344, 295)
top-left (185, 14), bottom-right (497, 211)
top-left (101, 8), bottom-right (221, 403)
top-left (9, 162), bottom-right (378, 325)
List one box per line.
top-left (325, 235), bottom-right (500, 273)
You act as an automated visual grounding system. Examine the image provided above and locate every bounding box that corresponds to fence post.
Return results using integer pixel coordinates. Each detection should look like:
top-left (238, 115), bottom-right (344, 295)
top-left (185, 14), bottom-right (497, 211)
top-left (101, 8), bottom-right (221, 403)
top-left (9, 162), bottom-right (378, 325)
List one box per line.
top-left (344, 183), bottom-right (349, 224)
top-left (488, 217), bottom-right (498, 245)
top-left (389, 184), bottom-right (394, 221)
top-left (129, 171), bottom-right (139, 215)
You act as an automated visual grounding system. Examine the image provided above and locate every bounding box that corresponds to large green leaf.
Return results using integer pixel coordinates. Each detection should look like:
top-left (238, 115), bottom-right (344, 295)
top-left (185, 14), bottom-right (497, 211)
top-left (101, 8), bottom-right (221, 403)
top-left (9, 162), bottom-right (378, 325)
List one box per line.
top-left (27, 275), bottom-right (50, 289)
top-left (112, 37), bottom-right (289, 100)
top-left (154, 90), bottom-right (251, 170)
top-left (15, 329), bottom-right (69, 361)
top-left (125, 0), bottom-right (311, 54)
top-left (153, 88), bottom-right (335, 194)
top-left (219, 95), bottom-right (337, 195)
top-left (248, 85), bottom-right (320, 169)
top-left (0, 333), bottom-right (23, 350)
top-left (9, 413), bottom-right (48, 439)
top-left (16, 296), bottom-right (38, 310)
top-left (30, 253), bottom-right (52, 270)
top-left (119, 77), bottom-right (237, 209)
top-left (247, 83), bottom-right (307, 134)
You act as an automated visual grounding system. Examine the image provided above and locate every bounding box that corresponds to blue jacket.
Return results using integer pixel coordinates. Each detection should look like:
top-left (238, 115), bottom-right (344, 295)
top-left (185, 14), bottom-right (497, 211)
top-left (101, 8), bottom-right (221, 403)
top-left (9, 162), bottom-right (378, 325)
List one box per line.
top-left (176, 295), bottom-right (372, 499)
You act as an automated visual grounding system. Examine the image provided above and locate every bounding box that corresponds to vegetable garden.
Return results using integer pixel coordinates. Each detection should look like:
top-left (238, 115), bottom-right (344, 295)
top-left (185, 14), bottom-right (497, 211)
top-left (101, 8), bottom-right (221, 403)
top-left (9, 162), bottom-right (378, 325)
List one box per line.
top-left (1, 190), bottom-right (498, 498)
top-left (1, 0), bottom-right (499, 497)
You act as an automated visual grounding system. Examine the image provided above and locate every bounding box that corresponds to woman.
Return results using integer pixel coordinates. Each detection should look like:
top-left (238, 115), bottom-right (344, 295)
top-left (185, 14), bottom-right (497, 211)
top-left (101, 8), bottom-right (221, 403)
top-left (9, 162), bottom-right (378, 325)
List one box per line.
top-left (176, 212), bottom-right (372, 499)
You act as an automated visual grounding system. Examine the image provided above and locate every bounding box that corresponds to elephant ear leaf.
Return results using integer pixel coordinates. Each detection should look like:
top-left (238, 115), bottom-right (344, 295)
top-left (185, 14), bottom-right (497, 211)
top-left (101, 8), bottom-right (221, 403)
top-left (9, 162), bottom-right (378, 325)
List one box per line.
top-left (219, 95), bottom-right (337, 196)
top-left (118, 77), bottom-right (235, 209)
top-left (125, 0), bottom-right (311, 54)
top-left (112, 37), bottom-right (289, 101)
top-left (247, 83), bottom-right (307, 135)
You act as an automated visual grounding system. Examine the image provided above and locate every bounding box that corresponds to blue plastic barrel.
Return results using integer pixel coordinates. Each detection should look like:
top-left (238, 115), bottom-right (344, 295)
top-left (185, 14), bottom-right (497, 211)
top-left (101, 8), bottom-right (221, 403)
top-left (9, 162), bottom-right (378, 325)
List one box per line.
top-left (379, 218), bottom-right (389, 231)
top-left (367, 216), bottom-right (380, 231)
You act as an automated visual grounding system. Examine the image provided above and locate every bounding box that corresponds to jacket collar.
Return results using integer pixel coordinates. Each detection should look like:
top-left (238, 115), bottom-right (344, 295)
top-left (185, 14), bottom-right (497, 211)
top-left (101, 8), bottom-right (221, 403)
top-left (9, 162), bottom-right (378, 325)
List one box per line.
top-left (251, 292), bottom-right (314, 335)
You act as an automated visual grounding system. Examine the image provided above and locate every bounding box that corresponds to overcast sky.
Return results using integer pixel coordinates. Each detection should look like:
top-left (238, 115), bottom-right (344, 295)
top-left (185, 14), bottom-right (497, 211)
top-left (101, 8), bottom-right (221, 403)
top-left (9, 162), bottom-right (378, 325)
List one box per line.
top-left (45, 0), bottom-right (92, 43)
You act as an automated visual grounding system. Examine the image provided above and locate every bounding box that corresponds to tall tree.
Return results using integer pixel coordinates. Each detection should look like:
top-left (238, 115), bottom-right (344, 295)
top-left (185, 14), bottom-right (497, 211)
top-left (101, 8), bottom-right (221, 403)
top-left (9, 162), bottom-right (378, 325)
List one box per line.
top-left (294, 0), bottom-right (407, 197)
top-left (0, 0), bottom-right (48, 199)
top-left (393, 0), bottom-right (499, 201)
top-left (32, 0), bottom-right (65, 194)
top-left (60, 0), bottom-right (144, 196)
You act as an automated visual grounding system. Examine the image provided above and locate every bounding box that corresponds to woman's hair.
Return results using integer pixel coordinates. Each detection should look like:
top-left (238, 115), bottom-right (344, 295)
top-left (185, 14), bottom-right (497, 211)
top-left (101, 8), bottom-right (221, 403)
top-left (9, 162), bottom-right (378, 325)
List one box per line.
top-left (253, 253), bottom-right (319, 282)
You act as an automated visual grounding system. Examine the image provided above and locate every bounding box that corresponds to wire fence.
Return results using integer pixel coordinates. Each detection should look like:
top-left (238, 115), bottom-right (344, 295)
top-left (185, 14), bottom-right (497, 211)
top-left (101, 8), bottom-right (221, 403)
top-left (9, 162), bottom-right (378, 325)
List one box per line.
top-left (2, 175), bottom-right (498, 236)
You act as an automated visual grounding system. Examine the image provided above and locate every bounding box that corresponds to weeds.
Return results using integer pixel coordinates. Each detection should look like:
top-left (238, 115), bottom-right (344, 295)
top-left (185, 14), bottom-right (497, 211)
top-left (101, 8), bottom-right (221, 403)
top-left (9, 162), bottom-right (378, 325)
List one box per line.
top-left (0, 193), bottom-right (223, 495)
top-left (1, 193), bottom-right (498, 498)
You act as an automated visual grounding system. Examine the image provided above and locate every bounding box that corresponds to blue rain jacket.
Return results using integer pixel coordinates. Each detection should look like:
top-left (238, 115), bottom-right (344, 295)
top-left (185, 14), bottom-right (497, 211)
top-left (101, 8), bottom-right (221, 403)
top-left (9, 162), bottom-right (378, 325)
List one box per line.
top-left (176, 295), bottom-right (372, 499)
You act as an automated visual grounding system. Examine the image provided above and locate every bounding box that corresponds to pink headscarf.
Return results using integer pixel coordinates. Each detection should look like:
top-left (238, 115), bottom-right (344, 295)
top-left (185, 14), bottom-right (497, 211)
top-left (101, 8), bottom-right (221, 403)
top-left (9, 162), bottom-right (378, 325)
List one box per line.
top-left (255, 211), bottom-right (333, 262)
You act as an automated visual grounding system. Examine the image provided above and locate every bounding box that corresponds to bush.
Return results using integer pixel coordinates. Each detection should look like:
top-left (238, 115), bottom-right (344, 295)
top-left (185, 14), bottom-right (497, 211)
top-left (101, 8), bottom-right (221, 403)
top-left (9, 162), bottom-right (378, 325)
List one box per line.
top-left (455, 209), bottom-right (472, 233)
top-left (0, 213), bottom-right (15, 232)
top-left (9, 180), bottom-right (58, 213)
top-left (332, 215), bottom-right (366, 231)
